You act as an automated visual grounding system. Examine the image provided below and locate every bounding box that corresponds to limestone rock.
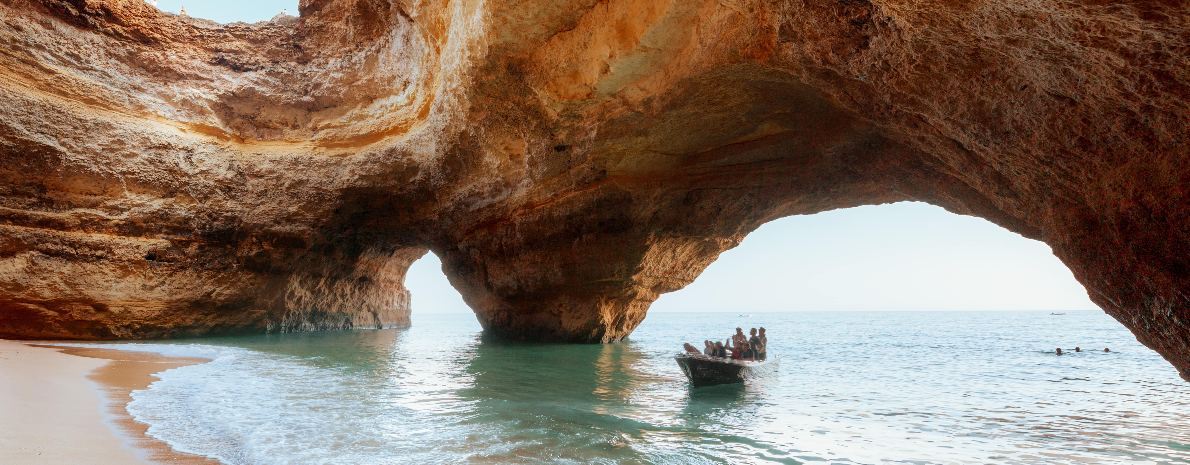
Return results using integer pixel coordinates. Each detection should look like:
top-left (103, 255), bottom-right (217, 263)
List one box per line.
top-left (1, 0), bottom-right (1189, 378)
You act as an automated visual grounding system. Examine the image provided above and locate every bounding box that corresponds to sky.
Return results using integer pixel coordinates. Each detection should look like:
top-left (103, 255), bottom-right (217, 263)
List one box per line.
top-left (149, 0), bottom-right (297, 24)
top-left (406, 202), bottom-right (1099, 314)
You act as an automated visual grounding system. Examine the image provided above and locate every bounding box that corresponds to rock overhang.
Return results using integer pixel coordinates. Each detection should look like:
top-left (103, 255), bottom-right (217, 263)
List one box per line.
top-left (1, 0), bottom-right (1189, 379)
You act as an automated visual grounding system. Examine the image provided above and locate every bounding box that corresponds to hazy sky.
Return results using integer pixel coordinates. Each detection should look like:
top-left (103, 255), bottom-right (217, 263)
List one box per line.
top-left (149, 0), bottom-right (297, 23)
top-left (407, 202), bottom-right (1099, 315)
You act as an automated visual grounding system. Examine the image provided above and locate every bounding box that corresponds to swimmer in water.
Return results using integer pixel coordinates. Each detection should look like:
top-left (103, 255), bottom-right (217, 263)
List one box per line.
top-left (1056, 348), bottom-right (1063, 355)
top-left (1104, 348), bottom-right (1110, 353)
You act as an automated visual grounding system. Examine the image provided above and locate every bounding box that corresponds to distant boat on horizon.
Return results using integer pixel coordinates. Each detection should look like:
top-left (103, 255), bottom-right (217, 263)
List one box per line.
top-left (1051, 312), bottom-right (1067, 315)
top-left (739, 314), bottom-right (753, 317)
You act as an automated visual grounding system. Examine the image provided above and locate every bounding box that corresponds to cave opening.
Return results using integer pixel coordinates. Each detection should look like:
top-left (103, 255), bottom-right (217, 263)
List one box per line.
top-left (144, 0), bottom-right (297, 24)
top-left (406, 201), bottom-right (1098, 332)
top-left (649, 201), bottom-right (1097, 314)
top-left (405, 251), bottom-right (476, 319)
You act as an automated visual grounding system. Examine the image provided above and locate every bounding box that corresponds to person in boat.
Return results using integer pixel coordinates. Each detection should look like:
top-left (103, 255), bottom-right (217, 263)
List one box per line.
top-left (725, 338), bottom-right (740, 360)
top-left (757, 327), bottom-right (768, 361)
top-left (683, 343), bottom-right (702, 355)
top-left (727, 339), bottom-right (754, 361)
top-left (714, 341), bottom-right (727, 358)
top-left (748, 328), bottom-right (762, 360)
top-left (733, 328), bottom-right (747, 347)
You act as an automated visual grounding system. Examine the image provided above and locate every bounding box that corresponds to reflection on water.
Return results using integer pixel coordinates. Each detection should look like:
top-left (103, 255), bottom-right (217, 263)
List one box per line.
top-left (82, 311), bottom-right (1190, 464)
top-left (226, 328), bottom-right (404, 371)
top-left (682, 382), bottom-right (751, 418)
top-left (464, 340), bottom-right (649, 404)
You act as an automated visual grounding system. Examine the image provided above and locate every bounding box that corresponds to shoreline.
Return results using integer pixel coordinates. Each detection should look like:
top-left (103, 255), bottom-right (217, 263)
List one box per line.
top-left (0, 339), bottom-right (221, 465)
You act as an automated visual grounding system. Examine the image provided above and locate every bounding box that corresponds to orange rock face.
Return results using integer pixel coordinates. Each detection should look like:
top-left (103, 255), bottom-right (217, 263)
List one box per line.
top-left (1, 0), bottom-right (1188, 378)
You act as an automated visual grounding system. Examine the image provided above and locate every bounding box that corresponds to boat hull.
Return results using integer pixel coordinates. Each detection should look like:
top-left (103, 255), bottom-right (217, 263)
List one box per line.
top-left (675, 355), bottom-right (780, 387)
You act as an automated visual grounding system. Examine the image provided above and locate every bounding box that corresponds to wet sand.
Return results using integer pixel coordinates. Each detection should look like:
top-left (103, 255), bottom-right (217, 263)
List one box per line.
top-left (0, 340), bottom-right (221, 464)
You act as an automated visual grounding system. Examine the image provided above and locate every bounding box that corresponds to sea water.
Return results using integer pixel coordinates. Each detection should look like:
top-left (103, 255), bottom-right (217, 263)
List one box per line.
top-left (81, 311), bottom-right (1190, 464)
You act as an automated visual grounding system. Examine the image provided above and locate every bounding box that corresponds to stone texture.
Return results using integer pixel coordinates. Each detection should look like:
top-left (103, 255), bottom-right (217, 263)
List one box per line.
top-left (0, 0), bottom-right (1188, 377)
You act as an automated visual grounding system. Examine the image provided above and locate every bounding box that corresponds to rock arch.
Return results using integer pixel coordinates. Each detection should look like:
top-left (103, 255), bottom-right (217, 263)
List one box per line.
top-left (0, 0), bottom-right (1188, 378)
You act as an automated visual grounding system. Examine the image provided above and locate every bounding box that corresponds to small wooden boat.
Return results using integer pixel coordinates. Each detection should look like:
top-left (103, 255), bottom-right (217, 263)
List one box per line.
top-left (675, 354), bottom-right (780, 387)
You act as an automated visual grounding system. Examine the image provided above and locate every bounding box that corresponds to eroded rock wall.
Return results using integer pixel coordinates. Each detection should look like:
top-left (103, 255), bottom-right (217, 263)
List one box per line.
top-left (1, 0), bottom-right (1188, 378)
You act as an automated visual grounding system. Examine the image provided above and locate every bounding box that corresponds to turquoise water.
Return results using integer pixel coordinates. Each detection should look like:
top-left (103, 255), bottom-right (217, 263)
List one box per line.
top-left (84, 311), bottom-right (1190, 464)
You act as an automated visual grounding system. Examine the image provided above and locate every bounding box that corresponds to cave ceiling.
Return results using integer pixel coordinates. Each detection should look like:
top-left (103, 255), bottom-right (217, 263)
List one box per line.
top-left (1, 0), bottom-right (1189, 379)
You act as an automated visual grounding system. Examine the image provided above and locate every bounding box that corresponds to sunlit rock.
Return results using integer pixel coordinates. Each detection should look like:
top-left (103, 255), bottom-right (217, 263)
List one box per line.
top-left (1, 0), bottom-right (1188, 378)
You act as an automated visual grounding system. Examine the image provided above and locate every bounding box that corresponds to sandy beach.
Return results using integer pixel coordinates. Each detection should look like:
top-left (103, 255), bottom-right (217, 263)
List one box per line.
top-left (0, 340), bottom-right (219, 464)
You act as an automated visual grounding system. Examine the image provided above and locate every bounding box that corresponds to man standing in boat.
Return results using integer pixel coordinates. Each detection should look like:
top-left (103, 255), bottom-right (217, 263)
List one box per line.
top-left (756, 327), bottom-right (768, 361)
top-left (748, 328), bottom-right (762, 360)
top-left (733, 328), bottom-right (747, 347)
